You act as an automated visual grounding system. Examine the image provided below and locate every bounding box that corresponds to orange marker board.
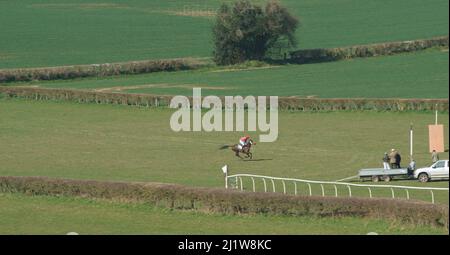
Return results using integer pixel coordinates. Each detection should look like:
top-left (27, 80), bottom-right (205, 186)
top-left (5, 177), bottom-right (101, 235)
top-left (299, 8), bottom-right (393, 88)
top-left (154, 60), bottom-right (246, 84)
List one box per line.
top-left (428, 125), bottom-right (444, 153)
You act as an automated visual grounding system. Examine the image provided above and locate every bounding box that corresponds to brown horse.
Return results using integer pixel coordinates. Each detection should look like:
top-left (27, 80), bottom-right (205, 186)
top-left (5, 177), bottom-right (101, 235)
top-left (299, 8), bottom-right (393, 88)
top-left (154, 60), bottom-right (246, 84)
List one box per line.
top-left (220, 139), bottom-right (255, 159)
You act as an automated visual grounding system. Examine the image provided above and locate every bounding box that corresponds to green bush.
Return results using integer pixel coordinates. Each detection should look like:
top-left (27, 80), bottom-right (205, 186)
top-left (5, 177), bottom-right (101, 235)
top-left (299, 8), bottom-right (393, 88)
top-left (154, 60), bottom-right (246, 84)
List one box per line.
top-left (0, 176), bottom-right (447, 228)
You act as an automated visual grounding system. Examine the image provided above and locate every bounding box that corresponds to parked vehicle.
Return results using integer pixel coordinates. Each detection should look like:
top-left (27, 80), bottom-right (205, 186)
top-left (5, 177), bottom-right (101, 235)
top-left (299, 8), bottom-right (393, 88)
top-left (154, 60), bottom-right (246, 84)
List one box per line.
top-left (413, 160), bottom-right (449, 183)
top-left (358, 168), bottom-right (410, 182)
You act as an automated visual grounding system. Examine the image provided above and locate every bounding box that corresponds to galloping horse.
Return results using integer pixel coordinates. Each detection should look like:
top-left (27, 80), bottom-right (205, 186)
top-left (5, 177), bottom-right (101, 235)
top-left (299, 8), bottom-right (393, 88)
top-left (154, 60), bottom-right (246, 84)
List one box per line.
top-left (220, 139), bottom-right (255, 159)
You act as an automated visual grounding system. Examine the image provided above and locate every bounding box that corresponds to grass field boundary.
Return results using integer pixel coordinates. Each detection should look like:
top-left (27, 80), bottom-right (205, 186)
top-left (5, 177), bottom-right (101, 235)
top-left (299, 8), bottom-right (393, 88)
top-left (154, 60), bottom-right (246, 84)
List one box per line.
top-left (0, 37), bottom-right (447, 84)
top-left (289, 36), bottom-right (449, 64)
top-left (227, 173), bottom-right (449, 204)
top-left (0, 87), bottom-right (448, 112)
top-left (0, 58), bottom-right (211, 83)
top-left (0, 176), bottom-right (448, 228)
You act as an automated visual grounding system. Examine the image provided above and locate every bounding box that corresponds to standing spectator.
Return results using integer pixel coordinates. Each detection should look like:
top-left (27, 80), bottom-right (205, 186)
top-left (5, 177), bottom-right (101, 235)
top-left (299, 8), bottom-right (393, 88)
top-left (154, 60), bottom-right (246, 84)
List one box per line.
top-left (382, 152), bottom-right (390, 169)
top-left (408, 160), bottom-right (416, 175)
top-left (396, 152), bottom-right (402, 168)
top-left (389, 149), bottom-right (398, 169)
top-left (431, 150), bottom-right (439, 163)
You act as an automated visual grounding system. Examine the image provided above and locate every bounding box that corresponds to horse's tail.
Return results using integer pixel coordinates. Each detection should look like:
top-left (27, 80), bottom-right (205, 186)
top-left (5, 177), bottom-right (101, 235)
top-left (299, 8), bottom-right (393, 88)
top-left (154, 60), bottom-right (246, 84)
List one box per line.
top-left (219, 145), bottom-right (232, 150)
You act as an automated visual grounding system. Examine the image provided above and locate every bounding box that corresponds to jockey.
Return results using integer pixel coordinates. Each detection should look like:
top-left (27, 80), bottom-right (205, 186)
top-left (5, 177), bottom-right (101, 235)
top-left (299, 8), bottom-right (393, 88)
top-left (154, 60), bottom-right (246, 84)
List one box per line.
top-left (238, 135), bottom-right (251, 150)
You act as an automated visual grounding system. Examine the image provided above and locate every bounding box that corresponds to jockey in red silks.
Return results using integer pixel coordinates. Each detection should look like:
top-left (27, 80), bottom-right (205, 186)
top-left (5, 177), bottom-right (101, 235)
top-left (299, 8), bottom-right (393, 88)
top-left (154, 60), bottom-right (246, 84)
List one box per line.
top-left (238, 135), bottom-right (251, 150)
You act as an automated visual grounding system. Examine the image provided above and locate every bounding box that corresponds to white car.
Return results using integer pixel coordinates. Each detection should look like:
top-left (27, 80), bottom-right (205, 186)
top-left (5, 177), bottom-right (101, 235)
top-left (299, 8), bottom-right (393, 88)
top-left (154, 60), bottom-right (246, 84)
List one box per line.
top-left (413, 160), bottom-right (449, 182)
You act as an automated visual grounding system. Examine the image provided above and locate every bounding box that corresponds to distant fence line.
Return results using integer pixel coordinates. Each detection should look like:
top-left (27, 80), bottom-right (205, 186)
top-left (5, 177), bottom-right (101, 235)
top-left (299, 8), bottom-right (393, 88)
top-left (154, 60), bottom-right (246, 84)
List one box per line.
top-left (227, 173), bottom-right (449, 204)
top-left (1, 87), bottom-right (448, 112)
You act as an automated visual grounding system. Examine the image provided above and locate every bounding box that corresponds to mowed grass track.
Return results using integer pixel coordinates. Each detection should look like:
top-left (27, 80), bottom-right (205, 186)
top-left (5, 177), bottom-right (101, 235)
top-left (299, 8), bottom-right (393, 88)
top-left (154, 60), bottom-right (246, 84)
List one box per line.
top-left (0, 193), bottom-right (447, 235)
top-left (21, 49), bottom-right (449, 98)
top-left (0, 99), bottom-right (448, 202)
top-left (0, 0), bottom-right (448, 68)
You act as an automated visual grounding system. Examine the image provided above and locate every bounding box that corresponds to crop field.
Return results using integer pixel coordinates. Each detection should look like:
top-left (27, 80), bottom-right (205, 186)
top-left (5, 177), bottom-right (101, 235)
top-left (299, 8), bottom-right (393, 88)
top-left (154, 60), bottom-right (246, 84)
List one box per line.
top-left (13, 49), bottom-right (450, 98)
top-left (0, 0), bottom-right (448, 69)
top-left (0, 99), bottom-right (448, 200)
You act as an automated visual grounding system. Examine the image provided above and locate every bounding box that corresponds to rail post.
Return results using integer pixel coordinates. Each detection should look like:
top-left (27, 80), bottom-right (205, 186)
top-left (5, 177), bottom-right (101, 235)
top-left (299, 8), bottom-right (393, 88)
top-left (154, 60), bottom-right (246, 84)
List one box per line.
top-left (225, 174), bottom-right (228, 189)
top-left (251, 177), bottom-right (256, 192)
top-left (223, 165), bottom-right (228, 189)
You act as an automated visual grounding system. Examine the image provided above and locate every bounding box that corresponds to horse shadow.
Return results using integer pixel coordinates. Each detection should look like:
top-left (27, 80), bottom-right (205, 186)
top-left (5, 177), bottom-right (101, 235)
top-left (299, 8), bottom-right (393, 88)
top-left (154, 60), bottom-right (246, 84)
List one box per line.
top-left (242, 158), bottom-right (273, 162)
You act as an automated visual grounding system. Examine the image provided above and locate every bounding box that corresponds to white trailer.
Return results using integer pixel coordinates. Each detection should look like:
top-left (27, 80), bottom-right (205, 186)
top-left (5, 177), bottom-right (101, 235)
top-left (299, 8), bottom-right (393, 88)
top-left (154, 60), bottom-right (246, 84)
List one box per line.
top-left (358, 168), bottom-right (412, 182)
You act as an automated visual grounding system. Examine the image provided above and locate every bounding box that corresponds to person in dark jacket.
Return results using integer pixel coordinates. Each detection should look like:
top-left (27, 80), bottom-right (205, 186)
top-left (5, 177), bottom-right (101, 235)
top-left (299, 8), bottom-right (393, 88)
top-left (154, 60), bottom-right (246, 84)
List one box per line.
top-left (389, 149), bottom-right (398, 169)
top-left (395, 152), bottom-right (402, 168)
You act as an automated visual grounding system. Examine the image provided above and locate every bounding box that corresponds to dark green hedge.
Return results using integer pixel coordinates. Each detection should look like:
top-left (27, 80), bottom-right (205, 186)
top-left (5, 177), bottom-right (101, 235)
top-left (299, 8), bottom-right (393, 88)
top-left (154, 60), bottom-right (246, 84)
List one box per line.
top-left (0, 87), bottom-right (448, 112)
top-left (0, 58), bottom-right (209, 83)
top-left (290, 36), bottom-right (449, 64)
top-left (0, 87), bottom-right (173, 107)
top-left (0, 176), bottom-right (448, 228)
top-left (276, 97), bottom-right (448, 112)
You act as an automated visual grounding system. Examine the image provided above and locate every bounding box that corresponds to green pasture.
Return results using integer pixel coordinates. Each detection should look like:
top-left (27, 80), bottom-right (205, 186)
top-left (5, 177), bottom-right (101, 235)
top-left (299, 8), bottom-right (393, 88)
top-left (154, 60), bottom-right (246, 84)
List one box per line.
top-left (15, 49), bottom-right (449, 98)
top-left (0, 99), bottom-right (448, 204)
top-left (0, 0), bottom-right (448, 68)
top-left (0, 193), bottom-right (446, 235)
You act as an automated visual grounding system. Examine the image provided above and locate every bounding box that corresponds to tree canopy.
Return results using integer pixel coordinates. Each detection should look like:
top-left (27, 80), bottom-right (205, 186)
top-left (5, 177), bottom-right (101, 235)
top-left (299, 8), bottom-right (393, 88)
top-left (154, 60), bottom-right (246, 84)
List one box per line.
top-left (213, 0), bottom-right (299, 65)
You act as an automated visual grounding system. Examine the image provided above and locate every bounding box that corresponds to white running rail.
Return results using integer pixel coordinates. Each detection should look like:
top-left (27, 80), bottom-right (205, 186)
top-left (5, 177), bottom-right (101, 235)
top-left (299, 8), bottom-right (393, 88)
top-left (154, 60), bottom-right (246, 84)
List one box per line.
top-left (226, 173), bottom-right (449, 204)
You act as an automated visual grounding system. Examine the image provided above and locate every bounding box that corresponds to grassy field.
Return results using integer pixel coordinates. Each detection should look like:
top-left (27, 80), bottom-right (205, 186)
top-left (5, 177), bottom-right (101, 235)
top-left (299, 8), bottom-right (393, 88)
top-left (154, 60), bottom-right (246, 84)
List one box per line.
top-left (0, 0), bottom-right (448, 69)
top-left (0, 99), bottom-right (448, 202)
top-left (12, 49), bottom-right (449, 98)
top-left (1, 193), bottom-right (446, 235)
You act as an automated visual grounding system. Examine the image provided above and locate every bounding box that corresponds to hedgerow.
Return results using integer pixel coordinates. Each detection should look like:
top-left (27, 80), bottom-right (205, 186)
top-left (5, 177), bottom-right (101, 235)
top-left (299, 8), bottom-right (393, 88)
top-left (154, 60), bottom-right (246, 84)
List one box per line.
top-left (290, 36), bottom-right (448, 64)
top-left (0, 58), bottom-right (209, 83)
top-left (1, 37), bottom-right (446, 83)
top-left (0, 87), bottom-right (447, 112)
top-left (0, 176), bottom-right (447, 228)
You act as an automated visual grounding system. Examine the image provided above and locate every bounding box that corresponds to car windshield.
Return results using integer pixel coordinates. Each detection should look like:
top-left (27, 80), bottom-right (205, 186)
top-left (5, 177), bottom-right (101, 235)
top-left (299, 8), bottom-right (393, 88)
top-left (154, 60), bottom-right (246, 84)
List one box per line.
top-left (434, 161), bottom-right (446, 168)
